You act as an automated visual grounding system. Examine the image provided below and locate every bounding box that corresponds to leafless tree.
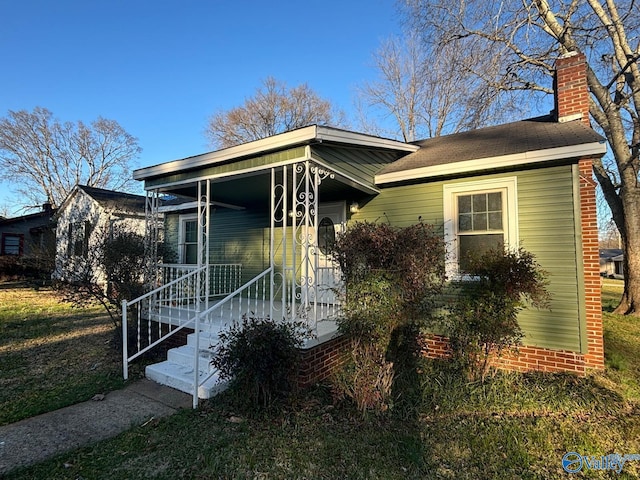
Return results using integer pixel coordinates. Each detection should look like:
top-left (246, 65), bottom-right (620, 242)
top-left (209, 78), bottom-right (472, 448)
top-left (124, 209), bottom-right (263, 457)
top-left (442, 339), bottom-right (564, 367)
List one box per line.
top-left (404, 0), bottom-right (640, 315)
top-left (600, 217), bottom-right (623, 249)
top-left (0, 107), bottom-right (141, 209)
top-left (205, 77), bottom-right (347, 149)
top-left (359, 29), bottom-right (525, 141)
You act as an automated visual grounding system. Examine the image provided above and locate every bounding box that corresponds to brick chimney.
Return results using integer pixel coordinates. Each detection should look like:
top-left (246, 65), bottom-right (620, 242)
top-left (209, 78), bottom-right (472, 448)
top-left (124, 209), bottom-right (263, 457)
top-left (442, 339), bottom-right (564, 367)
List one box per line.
top-left (554, 51), bottom-right (590, 126)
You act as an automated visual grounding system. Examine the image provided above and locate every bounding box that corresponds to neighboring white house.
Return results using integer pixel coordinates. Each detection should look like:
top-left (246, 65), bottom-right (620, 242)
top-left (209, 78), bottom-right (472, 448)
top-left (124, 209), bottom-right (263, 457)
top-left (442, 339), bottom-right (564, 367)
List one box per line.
top-left (599, 248), bottom-right (624, 279)
top-left (53, 185), bottom-right (147, 285)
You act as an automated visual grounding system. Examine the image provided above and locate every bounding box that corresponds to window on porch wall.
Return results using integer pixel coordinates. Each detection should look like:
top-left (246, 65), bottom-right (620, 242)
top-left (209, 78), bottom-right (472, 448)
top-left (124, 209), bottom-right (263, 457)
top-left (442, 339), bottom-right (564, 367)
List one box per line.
top-left (179, 215), bottom-right (198, 264)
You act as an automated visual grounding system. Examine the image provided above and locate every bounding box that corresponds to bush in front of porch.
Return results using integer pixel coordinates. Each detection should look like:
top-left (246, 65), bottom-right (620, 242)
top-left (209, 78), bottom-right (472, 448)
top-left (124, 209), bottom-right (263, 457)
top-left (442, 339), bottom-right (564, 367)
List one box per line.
top-left (329, 221), bottom-right (447, 414)
top-left (211, 315), bottom-right (310, 410)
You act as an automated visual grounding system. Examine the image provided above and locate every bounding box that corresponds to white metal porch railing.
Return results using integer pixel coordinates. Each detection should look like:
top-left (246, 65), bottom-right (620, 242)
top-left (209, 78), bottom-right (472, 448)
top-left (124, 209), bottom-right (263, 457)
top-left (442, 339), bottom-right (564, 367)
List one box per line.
top-left (122, 263), bottom-right (243, 378)
top-left (122, 265), bottom-right (276, 408)
top-left (122, 265), bottom-right (206, 378)
top-left (123, 263), bottom-right (343, 408)
top-left (189, 267), bottom-right (274, 406)
top-left (160, 263), bottom-right (242, 297)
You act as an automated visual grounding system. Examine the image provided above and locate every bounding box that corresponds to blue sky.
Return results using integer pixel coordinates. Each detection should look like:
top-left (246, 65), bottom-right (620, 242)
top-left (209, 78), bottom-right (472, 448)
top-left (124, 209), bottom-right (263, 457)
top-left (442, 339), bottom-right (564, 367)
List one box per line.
top-left (0, 0), bottom-right (402, 214)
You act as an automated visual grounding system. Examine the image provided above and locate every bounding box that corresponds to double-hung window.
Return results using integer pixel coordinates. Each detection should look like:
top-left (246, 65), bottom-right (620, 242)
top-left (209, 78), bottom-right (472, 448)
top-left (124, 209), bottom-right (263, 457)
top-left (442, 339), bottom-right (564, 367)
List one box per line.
top-left (443, 177), bottom-right (518, 278)
top-left (179, 214), bottom-right (198, 264)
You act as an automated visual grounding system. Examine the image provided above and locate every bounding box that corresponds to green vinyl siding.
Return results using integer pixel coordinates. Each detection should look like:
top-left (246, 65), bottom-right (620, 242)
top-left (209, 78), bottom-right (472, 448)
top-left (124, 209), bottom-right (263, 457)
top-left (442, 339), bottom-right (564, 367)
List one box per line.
top-left (350, 182), bottom-right (443, 227)
top-left (354, 164), bottom-right (584, 352)
top-left (164, 209), bottom-right (304, 291)
top-left (209, 210), bottom-right (271, 280)
top-left (311, 145), bottom-right (404, 188)
top-left (164, 209), bottom-right (270, 282)
top-left (516, 165), bottom-right (581, 351)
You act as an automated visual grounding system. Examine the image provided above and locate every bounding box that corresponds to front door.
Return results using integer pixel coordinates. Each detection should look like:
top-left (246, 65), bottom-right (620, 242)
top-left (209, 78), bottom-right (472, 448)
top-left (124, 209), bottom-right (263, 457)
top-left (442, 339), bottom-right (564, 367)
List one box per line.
top-left (315, 202), bottom-right (345, 305)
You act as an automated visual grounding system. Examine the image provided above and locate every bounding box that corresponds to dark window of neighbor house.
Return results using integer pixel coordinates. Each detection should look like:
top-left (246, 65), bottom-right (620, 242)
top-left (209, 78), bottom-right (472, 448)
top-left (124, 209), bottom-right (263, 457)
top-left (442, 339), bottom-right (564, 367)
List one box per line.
top-left (1, 233), bottom-right (23, 255)
top-left (68, 221), bottom-right (94, 258)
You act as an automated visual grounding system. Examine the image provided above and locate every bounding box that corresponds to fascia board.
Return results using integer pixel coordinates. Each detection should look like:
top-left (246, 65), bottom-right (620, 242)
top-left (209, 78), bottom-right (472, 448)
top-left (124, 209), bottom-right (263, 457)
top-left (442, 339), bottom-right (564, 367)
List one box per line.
top-left (375, 141), bottom-right (607, 185)
top-left (158, 200), bottom-right (245, 212)
top-left (134, 126), bottom-right (320, 181)
top-left (315, 127), bottom-right (418, 152)
top-left (134, 126), bottom-right (416, 182)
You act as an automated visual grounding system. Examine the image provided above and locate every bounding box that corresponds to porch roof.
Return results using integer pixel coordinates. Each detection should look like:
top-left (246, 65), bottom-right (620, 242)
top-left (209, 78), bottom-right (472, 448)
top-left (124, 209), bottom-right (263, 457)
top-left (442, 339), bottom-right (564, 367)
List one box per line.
top-left (134, 126), bottom-right (417, 205)
top-left (134, 125), bottom-right (416, 183)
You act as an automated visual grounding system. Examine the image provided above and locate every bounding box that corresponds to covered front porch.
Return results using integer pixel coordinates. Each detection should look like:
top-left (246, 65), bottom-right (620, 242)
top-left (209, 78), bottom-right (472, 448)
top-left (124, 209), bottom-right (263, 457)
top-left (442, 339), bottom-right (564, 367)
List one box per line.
top-left (121, 127), bottom-right (415, 405)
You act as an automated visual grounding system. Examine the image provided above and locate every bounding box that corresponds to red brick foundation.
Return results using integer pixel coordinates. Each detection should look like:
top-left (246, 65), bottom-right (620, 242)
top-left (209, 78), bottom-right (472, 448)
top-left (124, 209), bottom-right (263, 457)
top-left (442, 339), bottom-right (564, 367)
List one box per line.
top-left (297, 335), bottom-right (351, 387)
top-left (421, 334), bottom-right (591, 374)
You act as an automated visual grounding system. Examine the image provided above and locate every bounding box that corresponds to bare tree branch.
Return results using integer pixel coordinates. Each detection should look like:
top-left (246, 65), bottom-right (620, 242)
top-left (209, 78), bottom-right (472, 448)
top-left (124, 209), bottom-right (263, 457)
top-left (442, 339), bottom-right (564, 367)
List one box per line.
top-left (0, 107), bottom-right (141, 209)
top-left (204, 78), bottom-right (346, 149)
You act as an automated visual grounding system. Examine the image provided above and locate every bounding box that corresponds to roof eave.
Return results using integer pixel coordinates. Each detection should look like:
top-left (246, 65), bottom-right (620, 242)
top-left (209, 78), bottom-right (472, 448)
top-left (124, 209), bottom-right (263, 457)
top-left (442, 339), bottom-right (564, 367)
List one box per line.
top-left (374, 141), bottom-right (607, 185)
top-left (134, 126), bottom-right (417, 181)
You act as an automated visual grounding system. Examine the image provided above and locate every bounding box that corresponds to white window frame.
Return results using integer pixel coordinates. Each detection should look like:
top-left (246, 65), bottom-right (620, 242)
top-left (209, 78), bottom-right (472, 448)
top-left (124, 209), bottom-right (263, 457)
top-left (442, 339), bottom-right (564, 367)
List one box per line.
top-left (443, 177), bottom-right (519, 279)
top-left (178, 213), bottom-right (198, 264)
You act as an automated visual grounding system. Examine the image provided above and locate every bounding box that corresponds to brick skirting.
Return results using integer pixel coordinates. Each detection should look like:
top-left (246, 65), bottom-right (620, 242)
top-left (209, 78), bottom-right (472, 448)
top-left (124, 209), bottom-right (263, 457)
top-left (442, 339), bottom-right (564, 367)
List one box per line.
top-left (421, 334), bottom-right (595, 375)
top-left (297, 334), bottom-right (351, 387)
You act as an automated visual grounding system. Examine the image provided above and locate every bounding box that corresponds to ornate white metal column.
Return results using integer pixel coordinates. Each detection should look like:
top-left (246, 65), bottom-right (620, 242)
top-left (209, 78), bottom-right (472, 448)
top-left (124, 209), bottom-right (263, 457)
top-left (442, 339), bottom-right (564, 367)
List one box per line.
top-left (271, 165), bottom-right (289, 321)
top-left (270, 161), bottom-right (334, 327)
top-left (144, 189), bottom-right (161, 289)
top-left (292, 161), bottom-right (334, 325)
top-left (196, 179), bottom-right (211, 307)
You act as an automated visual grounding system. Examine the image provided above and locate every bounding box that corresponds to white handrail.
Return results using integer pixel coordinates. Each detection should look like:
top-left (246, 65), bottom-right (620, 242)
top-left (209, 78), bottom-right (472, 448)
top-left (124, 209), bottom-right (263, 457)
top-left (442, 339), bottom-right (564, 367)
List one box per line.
top-left (192, 267), bottom-right (273, 403)
top-left (122, 265), bottom-right (274, 408)
top-left (128, 265), bottom-right (206, 306)
top-left (122, 266), bottom-right (207, 379)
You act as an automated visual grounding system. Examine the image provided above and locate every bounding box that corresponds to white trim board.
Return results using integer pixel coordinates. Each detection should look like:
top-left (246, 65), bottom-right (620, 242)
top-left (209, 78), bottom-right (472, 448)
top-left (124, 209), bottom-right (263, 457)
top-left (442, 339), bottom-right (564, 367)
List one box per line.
top-left (443, 177), bottom-right (519, 280)
top-left (375, 141), bottom-right (606, 185)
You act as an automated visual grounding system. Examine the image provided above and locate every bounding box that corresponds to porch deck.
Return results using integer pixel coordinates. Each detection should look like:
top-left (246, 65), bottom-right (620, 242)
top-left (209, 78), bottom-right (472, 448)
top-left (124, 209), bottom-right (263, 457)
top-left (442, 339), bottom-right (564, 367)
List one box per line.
top-left (144, 299), bottom-right (341, 399)
top-left (150, 299), bottom-right (341, 348)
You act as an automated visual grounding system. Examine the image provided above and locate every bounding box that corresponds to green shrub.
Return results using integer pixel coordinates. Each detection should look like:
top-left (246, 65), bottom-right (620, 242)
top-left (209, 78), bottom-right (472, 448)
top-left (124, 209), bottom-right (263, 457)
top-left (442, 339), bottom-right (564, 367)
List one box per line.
top-left (443, 246), bottom-right (550, 382)
top-left (0, 252), bottom-right (54, 284)
top-left (211, 316), bottom-right (308, 409)
top-left (329, 221), bottom-right (446, 413)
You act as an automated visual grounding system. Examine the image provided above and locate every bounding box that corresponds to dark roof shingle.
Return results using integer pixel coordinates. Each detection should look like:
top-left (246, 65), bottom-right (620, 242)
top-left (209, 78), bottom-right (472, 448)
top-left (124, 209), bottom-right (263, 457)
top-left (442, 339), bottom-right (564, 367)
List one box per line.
top-left (378, 116), bottom-right (605, 176)
top-left (79, 185), bottom-right (146, 214)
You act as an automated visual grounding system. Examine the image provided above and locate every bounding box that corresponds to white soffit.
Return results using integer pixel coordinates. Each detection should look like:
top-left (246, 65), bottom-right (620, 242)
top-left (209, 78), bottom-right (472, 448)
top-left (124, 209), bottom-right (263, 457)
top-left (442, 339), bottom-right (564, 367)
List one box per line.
top-left (374, 141), bottom-right (607, 185)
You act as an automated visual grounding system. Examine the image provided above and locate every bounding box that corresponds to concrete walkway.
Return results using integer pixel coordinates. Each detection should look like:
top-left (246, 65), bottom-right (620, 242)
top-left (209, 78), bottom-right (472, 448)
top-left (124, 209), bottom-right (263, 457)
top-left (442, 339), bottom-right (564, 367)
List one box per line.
top-left (0, 379), bottom-right (192, 475)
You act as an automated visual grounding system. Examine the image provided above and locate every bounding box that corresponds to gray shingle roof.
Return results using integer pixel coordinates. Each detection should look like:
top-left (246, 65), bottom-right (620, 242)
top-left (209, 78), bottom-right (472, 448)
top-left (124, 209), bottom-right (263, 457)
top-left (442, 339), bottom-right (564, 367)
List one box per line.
top-left (378, 115), bottom-right (605, 176)
top-left (79, 185), bottom-right (146, 214)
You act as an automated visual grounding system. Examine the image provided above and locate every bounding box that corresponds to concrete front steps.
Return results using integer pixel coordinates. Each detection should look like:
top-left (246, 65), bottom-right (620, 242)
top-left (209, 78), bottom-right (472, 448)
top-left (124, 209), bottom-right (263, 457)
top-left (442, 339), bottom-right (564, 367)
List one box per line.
top-left (145, 331), bottom-right (228, 399)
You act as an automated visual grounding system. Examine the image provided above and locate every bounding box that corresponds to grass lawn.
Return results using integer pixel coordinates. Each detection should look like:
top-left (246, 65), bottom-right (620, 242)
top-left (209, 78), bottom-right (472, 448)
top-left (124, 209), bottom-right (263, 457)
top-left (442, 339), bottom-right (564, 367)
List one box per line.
top-left (0, 282), bottom-right (126, 425)
top-left (4, 279), bottom-right (640, 479)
